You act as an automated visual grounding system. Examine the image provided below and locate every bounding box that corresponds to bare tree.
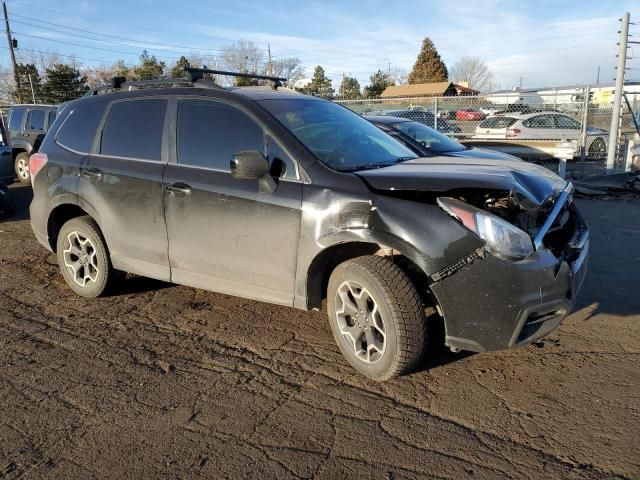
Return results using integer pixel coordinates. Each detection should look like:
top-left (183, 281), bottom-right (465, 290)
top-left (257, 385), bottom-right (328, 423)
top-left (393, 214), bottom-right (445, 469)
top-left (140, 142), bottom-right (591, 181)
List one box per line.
top-left (450, 56), bottom-right (494, 92)
top-left (390, 68), bottom-right (409, 86)
top-left (270, 57), bottom-right (304, 87)
top-left (221, 41), bottom-right (265, 85)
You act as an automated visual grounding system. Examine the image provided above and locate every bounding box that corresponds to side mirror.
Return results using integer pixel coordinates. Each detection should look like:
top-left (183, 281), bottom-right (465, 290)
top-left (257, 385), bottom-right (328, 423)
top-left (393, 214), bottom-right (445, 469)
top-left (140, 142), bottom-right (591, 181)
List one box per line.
top-left (230, 150), bottom-right (277, 193)
top-left (230, 150), bottom-right (270, 180)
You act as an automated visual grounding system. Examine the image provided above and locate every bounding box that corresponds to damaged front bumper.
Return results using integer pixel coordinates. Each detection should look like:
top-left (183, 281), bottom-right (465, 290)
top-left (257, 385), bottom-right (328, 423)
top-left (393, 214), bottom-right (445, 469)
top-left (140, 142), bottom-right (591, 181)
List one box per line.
top-left (430, 185), bottom-right (589, 352)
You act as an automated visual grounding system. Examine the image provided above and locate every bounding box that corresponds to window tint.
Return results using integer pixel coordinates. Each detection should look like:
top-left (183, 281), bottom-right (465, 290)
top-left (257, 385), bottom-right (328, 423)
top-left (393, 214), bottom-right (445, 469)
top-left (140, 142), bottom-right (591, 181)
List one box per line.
top-left (267, 135), bottom-right (297, 179)
top-left (391, 121), bottom-right (465, 153)
top-left (554, 115), bottom-right (580, 129)
top-left (8, 108), bottom-right (25, 132)
top-left (100, 99), bottom-right (166, 160)
top-left (177, 99), bottom-right (264, 170)
top-left (48, 110), bottom-right (57, 127)
top-left (27, 110), bottom-right (46, 130)
top-left (523, 115), bottom-right (554, 128)
top-left (478, 117), bottom-right (517, 128)
top-left (56, 101), bottom-right (107, 153)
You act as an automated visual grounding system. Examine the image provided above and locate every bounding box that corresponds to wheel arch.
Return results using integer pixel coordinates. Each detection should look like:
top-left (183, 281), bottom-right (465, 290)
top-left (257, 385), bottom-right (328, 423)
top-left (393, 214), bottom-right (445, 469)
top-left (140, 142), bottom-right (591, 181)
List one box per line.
top-left (47, 203), bottom-right (92, 252)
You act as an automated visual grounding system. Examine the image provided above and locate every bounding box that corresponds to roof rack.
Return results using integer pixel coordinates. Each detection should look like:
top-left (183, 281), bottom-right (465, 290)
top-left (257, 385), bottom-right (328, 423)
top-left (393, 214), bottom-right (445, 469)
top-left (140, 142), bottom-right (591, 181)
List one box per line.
top-left (185, 68), bottom-right (287, 89)
top-left (85, 68), bottom-right (288, 97)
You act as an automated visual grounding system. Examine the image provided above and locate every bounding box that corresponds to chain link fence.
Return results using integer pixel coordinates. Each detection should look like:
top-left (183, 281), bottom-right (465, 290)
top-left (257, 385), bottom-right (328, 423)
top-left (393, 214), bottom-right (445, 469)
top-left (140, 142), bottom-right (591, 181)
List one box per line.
top-left (337, 88), bottom-right (640, 179)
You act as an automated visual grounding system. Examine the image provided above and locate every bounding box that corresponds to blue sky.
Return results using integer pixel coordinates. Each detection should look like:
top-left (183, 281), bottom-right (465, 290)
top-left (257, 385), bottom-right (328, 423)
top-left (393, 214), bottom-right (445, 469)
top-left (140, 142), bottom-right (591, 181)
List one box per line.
top-left (3, 0), bottom-right (639, 90)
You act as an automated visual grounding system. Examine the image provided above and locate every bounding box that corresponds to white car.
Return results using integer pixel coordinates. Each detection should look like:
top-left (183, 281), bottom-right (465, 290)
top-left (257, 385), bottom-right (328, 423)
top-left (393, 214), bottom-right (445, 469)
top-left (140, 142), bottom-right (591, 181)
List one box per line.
top-left (474, 112), bottom-right (608, 158)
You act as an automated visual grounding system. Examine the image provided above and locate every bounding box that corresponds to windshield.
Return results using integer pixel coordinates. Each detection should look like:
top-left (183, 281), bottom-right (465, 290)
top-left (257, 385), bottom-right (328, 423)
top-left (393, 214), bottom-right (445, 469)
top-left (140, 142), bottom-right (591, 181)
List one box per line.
top-left (259, 99), bottom-right (417, 171)
top-left (391, 121), bottom-right (465, 153)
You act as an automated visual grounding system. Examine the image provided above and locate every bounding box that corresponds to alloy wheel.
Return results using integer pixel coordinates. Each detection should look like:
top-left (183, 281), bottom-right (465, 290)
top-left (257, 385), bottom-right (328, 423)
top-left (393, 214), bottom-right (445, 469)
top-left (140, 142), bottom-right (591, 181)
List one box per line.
top-left (63, 231), bottom-right (99, 287)
top-left (335, 281), bottom-right (386, 363)
top-left (16, 157), bottom-right (29, 180)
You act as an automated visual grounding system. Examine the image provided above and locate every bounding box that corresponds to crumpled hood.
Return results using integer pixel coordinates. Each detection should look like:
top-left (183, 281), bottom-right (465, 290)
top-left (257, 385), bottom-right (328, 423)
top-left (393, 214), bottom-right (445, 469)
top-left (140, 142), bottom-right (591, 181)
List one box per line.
top-left (355, 156), bottom-right (568, 207)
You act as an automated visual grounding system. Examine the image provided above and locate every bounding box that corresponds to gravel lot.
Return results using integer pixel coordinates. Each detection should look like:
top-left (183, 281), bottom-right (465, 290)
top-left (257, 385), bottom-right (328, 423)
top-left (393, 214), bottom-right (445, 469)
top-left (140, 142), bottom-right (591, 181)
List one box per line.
top-left (1, 184), bottom-right (638, 479)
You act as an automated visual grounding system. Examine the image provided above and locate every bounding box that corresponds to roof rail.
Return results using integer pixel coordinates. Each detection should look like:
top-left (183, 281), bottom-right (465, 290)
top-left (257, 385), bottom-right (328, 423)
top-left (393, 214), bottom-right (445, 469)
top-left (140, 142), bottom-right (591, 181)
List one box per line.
top-left (185, 68), bottom-right (287, 89)
top-left (85, 75), bottom-right (222, 96)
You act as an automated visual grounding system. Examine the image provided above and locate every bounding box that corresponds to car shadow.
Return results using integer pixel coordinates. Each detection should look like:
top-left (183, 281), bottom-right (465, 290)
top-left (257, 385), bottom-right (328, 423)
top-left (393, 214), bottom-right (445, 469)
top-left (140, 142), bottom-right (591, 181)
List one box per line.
top-left (112, 275), bottom-right (175, 296)
top-left (416, 314), bottom-right (475, 372)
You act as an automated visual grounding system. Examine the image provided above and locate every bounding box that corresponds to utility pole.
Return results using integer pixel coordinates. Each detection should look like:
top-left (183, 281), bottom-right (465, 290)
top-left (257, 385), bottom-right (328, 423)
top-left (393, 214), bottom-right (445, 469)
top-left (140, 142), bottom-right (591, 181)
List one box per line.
top-left (519, 76), bottom-right (523, 91)
top-left (596, 65), bottom-right (600, 84)
top-left (606, 12), bottom-right (630, 173)
top-left (28, 73), bottom-right (35, 103)
top-left (3, 1), bottom-right (20, 97)
top-left (388, 62), bottom-right (391, 81)
top-left (267, 44), bottom-right (273, 77)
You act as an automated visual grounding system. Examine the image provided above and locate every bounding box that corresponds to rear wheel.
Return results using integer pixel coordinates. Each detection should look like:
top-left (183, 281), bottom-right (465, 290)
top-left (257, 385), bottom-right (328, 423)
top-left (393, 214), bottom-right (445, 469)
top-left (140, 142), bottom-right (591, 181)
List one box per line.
top-left (588, 137), bottom-right (607, 159)
top-left (327, 256), bottom-right (427, 380)
top-left (56, 216), bottom-right (117, 298)
top-left (14, 152), bottom-right (30, 183)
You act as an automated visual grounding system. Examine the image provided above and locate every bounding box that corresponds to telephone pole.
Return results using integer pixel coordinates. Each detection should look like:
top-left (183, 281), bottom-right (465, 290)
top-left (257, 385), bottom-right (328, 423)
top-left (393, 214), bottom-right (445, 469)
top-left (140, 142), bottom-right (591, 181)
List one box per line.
top-left (267, 44), bottom-right (273, 76)
top-left (2, 1), bottom-right (20, 95)
top-left (606, 12), bottom-right (630, 173)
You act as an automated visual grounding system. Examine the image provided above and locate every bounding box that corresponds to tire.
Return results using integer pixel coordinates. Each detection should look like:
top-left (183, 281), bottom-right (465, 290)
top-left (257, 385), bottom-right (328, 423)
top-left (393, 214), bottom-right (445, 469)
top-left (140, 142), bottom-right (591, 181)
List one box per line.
top-left (588, 137), bottom-right (607, 159)
top-left (327, 256), bottom-right (427, 380)
top-left (56, 216), bottom-right (117, 298)
top-left (14, 152), bottom-right (30, 183)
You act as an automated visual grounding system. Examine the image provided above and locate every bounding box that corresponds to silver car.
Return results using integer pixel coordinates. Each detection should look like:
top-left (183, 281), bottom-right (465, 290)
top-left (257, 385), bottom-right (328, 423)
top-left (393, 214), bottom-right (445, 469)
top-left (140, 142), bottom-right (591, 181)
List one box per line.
top-left (474, 111), bottom-right (608, 158)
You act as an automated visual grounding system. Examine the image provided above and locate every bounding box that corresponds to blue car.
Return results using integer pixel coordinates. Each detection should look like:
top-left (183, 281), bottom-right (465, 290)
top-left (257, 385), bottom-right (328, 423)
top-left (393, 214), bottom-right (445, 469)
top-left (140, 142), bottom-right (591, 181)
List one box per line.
top-left (0, 117), bottom-right (13, 185)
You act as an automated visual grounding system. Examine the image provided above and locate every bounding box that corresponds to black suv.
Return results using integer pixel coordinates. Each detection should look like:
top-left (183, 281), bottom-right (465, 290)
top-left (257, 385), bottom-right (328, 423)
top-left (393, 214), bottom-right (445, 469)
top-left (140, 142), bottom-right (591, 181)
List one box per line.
top-left (7, 104), bottom-right (58, 183)
top-left (30, 72), bottom-right (589, 380)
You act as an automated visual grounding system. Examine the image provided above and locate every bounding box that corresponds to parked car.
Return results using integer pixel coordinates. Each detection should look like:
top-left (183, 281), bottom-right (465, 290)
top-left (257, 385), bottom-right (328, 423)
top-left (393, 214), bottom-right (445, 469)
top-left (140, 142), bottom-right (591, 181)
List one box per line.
top-left (479, 106), bottom-right (502, 116)
top-left (372, 109), bottom-right (462, 134)
top-left (7, 104), bottom-right (58, 183)
top-left (0, 115), bottom-right (13, 185)
top-left (455, 108), bottom-right (486, 121)
top-left (30, 73), bottom-right (589, 380)
top-left (474, 112), bottom-right (608, 158)
top-left (365, 115), bottom-right (518, 161)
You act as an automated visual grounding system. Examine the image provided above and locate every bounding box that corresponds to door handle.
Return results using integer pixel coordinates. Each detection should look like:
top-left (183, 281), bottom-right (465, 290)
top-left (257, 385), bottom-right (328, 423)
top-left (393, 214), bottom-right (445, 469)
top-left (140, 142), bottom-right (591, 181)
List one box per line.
top-left (166, 182), bottom-right (192, 196)
top-left (82, 168), bottom-right (102, 179)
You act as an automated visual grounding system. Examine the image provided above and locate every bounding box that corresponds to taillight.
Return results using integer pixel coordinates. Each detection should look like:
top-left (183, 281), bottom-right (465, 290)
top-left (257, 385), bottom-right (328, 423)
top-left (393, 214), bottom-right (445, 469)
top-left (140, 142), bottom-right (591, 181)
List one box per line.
top-left (506, 128), bottom-right (521, 138)
top-left (29, 152), bottom-right (48, 181)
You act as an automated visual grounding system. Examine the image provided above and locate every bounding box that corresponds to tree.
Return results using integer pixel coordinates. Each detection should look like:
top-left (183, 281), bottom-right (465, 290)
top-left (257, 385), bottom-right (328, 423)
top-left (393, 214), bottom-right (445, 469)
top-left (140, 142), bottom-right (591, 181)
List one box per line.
top-left (170, 56), bottom-right (192, 78)
top-left (306, 65), bottom-right (334, 99)
top-left (450, 56), bottom-right (494, 92)
top-left (363, 69), bottom-right (391, 98)
top-left (270, 57), bottom-right (304, 87)
top-left (133, 50), bottom-right (165, 80)
top-left (338, 75), bottom-right (361, 99)
top-left (13, 63), bottom-right (42, 103)
top-left (42, 64), bottom-right (88, 103)
top-left (390, 68), bottom-right (409, 86)
top-left (408, 38), bottom-right (448, 84)
top-left (221, 41), bottom-right (265, 86)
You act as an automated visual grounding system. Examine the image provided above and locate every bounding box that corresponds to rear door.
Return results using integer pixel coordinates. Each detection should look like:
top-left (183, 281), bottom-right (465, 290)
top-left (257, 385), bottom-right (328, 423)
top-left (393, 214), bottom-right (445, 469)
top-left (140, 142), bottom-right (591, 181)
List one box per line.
top-left (78, 97), bottom-right (170, 280)
top-left (163, 97), bottom-right (303, 306)
top-left (552, 114), bottom-right (581, 141)
top-left (23, 108), bottom-right (47, 151)
top-left (521, 114), bottom-right (556, 140)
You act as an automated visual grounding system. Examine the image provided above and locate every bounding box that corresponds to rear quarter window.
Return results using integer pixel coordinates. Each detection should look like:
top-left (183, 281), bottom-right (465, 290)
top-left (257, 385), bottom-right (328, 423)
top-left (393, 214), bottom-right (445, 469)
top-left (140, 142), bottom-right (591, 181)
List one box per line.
top-left (479, 117), bottom-right (517, 128)
top-left (8, 108), bottom-right (25, 132)
top-left (56, 101), bottom-right (107, 154)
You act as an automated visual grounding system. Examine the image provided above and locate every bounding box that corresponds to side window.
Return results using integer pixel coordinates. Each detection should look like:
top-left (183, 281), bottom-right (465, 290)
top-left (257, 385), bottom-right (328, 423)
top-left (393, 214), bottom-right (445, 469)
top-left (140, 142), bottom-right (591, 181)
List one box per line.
top-left (267, 135), bottom-right (298, 180)
top-left (100, 99), bottom-right (167, 161)
top-left (523, 115), bottom-right (554, 128)
top-left (48, 110), bottom-right (57, 129)
top-left (56, 101), bottom-right (107, 153)
top-left (8, 108), bottom-right (25, 133)
top-left (26, 110), bottom-right (46, 131)
top-left (554, 115), bottom-right (580, 129)
top-left (177, 99), bottom-right (264, 170)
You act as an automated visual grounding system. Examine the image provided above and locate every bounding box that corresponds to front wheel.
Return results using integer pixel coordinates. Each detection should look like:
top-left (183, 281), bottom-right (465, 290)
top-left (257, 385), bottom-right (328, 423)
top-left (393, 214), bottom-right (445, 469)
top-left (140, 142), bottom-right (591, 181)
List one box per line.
top-left (14, 152), bottom-right (30, 183)
top-left (56, 216), bottom-right (118, 298)
top-left (327, 256), bottom-right (427, 380)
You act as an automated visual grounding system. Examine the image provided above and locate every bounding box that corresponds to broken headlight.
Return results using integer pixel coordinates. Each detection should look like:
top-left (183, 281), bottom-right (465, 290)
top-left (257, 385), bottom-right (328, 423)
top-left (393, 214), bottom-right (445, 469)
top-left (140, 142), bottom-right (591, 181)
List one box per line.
top-left (437, 197), bottom-right (534, 261)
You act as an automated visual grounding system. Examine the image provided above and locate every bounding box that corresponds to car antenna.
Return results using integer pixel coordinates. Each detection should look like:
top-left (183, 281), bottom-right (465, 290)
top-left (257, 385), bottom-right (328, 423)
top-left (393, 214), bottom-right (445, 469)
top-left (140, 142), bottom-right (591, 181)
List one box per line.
top-left (185, 67), bottom-right (287, 90)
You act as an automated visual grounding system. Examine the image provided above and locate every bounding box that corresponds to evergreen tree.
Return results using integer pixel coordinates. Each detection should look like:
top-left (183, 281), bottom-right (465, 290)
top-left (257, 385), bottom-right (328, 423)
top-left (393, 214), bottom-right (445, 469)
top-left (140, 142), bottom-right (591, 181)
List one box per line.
top-left (363, 70), bottom-right (391, 98)
top-left (170, 56), bottom-right (192, 78)
top-left (42, 64), bottom-right (88, 103)
top-left (14, 63), bottom-right (42, 103)
top-left (338, 75), bottom-right (361, 99)
top-left (306, 66), bottom-right (334, 99)
top-left (134, 50), bottom-right (165, 80)
top-left (408, 38), bottom-right (448, 84)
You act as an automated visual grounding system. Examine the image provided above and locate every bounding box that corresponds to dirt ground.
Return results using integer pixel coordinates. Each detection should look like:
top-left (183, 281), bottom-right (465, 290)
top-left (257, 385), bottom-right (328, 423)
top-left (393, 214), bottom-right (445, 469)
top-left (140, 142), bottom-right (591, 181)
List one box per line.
top-left (0, 184), bottom-right (638, 480)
